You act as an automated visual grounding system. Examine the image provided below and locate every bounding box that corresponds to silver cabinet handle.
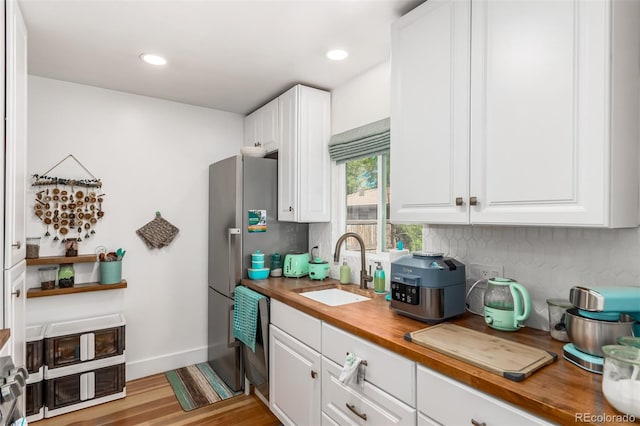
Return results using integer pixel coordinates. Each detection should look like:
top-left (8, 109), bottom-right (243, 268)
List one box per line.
top-left (346, 403), bottom-right (367, 421)
top-left (471, 419), bottom-right (486, 426)
top-left (11, 241), bottom-right (21, 249)
top-left (455, 197), bottom-right (464, 206)
top-left (11, 289), bottom-right (20, 298)
top-left (469, 196), bottom-right (478, 206)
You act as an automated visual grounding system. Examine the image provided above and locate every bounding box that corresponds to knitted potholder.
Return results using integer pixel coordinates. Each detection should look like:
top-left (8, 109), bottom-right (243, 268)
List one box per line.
top-left (136, 212), bottom-right (179, 249)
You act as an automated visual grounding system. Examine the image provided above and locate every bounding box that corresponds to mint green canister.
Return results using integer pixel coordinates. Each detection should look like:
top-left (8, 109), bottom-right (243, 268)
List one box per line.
top-left (100, 260), bottom-right (122, 284)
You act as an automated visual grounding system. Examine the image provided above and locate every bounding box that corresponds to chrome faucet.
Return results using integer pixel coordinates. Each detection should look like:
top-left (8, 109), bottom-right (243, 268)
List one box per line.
top-left (333, 232), bottom-right (373, 290)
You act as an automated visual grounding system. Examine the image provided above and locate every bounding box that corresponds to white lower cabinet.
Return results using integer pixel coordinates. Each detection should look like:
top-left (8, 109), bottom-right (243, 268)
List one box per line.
top-left (417, 365), bottom-right (553, 426)
top-left (269, 300), bottom-right (322, 426)
top-left (322, 356), bottom-right (415, 425)
top-left (269, 325), bottom-right (321, 426)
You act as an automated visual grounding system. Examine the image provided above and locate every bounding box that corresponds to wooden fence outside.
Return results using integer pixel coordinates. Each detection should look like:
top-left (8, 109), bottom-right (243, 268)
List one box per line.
top-left (345, 221), bottom-right (401, 251)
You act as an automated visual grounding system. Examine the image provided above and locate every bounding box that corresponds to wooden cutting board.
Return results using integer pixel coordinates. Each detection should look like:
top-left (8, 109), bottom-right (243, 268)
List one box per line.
top-left (405, 323), bottom-right (557, 382)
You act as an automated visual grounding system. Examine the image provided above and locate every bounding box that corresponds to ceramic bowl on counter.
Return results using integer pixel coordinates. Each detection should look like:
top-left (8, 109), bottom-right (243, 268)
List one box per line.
top-left (247, 268), bottom-right (270, 280)
top-left (601, 345), bottom-right (640, 418)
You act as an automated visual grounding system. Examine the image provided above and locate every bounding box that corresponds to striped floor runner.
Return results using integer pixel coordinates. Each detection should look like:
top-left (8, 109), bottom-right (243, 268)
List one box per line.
top-left (165, 362), bottom-right (239, 411)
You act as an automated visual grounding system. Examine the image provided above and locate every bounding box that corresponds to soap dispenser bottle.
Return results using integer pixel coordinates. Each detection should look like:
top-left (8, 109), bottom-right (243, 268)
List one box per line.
top-left (374, 262), bottom-right (386, 293)
top-left (340, 259), bottom-right (351, 284)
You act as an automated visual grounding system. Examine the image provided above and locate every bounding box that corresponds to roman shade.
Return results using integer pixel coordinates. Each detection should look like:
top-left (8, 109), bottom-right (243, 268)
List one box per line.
top-left (328, 117), bottom-right (390, 163)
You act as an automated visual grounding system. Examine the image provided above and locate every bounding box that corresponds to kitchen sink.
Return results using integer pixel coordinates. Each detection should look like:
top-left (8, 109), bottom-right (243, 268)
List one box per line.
top-left (298, 287), bottom-right (371, 306)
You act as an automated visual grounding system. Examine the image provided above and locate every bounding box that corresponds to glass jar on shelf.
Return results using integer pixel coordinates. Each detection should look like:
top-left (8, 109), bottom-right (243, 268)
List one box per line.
top-left (58, 264), bottom-right (75, 288)
top-left (38, 266), bottom-right (57, 290)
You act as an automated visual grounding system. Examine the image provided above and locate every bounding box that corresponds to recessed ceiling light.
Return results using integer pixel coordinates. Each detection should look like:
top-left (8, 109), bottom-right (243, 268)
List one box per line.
top-left (139, 53), bottom-right (167, 66)
top-left (327, 49), bottom-right (348, 61)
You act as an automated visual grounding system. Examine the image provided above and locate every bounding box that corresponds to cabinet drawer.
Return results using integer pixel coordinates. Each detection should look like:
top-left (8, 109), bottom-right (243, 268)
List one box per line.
top-left (45, 363), bottom-right (125, 412)
top-left (322, 323), bottom-right (415, 405)
top-left (417, 365), bottom-right (553, 426)
top-left (322, 356), bottom-right (415, 426)
top-left (44, 314), bottom-right (126, 372)
top-left (271, 299), bottom-right (321, 351)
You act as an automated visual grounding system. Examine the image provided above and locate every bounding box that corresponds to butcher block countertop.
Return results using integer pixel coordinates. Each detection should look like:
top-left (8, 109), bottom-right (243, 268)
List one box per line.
top-left (241, 276), bottom-right (628, 426)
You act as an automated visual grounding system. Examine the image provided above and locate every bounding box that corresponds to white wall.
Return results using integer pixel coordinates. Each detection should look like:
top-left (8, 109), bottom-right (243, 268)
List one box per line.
top-left (323, 59), bottom-right (640, 332)
top-left (26, 76), bottom-right (243, 379)
top-left (311, 60), bottom-right (393, 284)
top-left (330, 61), bottom-right (390, 135)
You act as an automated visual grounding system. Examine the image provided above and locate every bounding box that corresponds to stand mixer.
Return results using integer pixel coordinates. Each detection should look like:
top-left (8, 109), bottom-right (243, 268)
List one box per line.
top-left (563, 286), bottom-right (640, 373)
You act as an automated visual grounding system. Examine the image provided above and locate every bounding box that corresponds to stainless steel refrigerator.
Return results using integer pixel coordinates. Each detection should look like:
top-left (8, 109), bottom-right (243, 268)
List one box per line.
top-left (207, 155), bottom-right (308, 392)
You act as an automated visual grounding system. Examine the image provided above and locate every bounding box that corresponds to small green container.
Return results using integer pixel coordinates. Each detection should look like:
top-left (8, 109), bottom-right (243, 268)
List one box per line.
top-left (100, 261), bottom-right (122, 284)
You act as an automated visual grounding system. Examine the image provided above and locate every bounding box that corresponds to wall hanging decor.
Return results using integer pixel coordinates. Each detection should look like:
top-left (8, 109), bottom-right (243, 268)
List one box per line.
top-left (31, 154), bottom-right (105, 242)
top-left (136, 212), bottom-right (179, 249)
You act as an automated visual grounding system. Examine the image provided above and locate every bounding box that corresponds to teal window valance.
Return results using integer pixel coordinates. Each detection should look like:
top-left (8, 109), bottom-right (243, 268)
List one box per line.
top-left (328, 117), bottom-right (390, 163)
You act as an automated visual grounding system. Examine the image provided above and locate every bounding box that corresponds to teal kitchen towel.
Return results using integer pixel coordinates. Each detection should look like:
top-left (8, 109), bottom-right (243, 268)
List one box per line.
top-left (233, 286), bottom-right (265, 352)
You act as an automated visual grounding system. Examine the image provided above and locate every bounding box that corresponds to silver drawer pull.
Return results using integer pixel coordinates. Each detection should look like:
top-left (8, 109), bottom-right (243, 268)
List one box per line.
top-left (346, 403), bottom-right (367, 421)
top-left (471, 419), bottom-right (486, 426)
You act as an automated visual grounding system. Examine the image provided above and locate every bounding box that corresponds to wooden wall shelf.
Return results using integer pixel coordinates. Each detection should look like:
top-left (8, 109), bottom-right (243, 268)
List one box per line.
top-left (26, 254), bottom-right (97, 266)
top-left (27, 280), bottom-right (127, 298)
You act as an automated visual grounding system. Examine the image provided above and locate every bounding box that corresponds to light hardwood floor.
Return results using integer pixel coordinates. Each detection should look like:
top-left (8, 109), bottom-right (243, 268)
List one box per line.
top-left (36, 373), bottom-right (281, 426)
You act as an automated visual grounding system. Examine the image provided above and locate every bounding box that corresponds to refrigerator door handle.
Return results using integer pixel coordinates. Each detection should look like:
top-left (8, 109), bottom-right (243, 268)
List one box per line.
top-left (228, 228), bottom-right (241, 293)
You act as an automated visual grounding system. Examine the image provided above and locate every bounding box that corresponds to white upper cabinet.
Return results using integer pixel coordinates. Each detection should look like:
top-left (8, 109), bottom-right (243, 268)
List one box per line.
top-left (244, 98), bottom-right (279, 153)
top-left (5, 0), bottom-right (27, 267)
top-left (391, 0), bottom-right (640, 228)
top-left (391, 0), bottom-right (471, 225)
top-left (278, 85), bottom-right (331, 223)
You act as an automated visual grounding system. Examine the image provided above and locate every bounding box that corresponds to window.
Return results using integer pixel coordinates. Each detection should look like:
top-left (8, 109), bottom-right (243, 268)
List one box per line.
top-left (345, 154), bottom-right (422, 253)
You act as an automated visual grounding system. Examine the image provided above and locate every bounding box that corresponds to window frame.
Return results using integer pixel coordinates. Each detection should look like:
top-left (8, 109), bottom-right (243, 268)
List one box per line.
top-left (337, 154), bottom-right (389, 256)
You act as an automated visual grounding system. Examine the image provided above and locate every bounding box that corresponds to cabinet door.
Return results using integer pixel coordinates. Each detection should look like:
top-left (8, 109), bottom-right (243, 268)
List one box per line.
top-left (277, 86), bottom-right (299, 222)
top-left (390, 0), bottom-right (470, 224)
top-left (297, 86), bottom-right (331, 222)
top-left (5, 0), bottom-right (27, 266)
top-left (4, 261), bottom-right (26, 363)
top-left (269, 324), bottom-right (321, 426)
top-left (244, 110), bottom-right (259, 147)
top-left (469, 0), bottom-right (611, 226)
top-left (244, 99), bottom-right (278, 152)
top-left (5, 261), bottom-right (26, 414)
top-left (260, 98), bottom-right (279, 153)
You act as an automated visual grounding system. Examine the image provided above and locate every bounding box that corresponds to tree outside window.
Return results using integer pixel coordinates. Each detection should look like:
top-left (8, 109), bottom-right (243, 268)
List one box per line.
top-left (345, 155), bottom-right (422, 252)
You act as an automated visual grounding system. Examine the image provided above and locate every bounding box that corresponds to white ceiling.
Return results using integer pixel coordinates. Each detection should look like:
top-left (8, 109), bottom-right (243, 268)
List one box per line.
top-left (20, 0), bottom-right (424, 115)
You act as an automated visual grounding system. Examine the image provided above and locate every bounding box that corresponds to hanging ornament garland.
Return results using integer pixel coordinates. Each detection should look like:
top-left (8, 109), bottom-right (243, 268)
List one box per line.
top-left (31, 154), bottom-right (106, 243)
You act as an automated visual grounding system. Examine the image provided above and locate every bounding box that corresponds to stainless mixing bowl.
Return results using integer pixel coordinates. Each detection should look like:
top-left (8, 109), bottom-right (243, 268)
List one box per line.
top-left (565, 308), bottom-right (636, 357)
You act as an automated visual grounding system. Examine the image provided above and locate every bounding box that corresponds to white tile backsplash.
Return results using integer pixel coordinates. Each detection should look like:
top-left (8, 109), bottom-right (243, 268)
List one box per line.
top-left (424, 224), bottom-right (640, 331)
